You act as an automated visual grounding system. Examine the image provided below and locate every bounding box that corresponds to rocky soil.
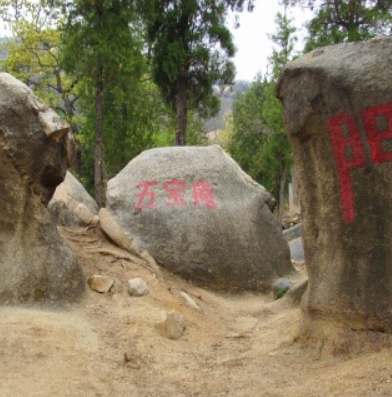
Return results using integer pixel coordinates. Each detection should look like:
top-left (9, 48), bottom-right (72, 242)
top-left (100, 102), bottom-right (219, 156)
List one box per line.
top-left (1, 226), bottom-right (392, 397)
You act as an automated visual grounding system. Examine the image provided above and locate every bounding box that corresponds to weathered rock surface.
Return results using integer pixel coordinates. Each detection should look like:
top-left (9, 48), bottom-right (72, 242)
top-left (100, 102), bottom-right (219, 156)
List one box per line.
top-left (104, 145), bottom-right (292, 293)
top-left (180, 291), bottom-right (202, 311)
top-left (0, 73), bottom-right (85, 304)
top-left (99, 207), bottom-right (159, 271)
top-left (128, 278), bottom-right (149, 297)
top-left (283, 224), bottom-right (304, 262)
top-left (110, 278), bottom-right (124, 294)
top-left (160, 310), bottom-right (186, 340)
top-left (49, 171), bottom-right (99, 227)
top-left (277, 38), bottom-right (392, 334)
top-left (285, 279), bottom-right (308, 306)
top-left (87, 275), bottom-right (114, 293)
top-left (282, 224), bottom-right (302, 242)
top-left (288, 238), bottom-right (304, 262)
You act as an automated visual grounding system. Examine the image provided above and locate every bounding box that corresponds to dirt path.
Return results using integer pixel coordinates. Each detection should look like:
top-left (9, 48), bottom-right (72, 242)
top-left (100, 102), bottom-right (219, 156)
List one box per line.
top-left (1, 227), bottom-right (391, 397)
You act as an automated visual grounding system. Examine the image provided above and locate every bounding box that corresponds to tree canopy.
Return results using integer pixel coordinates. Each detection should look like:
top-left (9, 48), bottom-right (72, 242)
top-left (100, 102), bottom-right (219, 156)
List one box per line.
top-left (60, 0), bottom-right (148, 206)
top-left (289, 0), bottom-right (392, 50)
top-left (228, 7), bottom-right (296, 221)
top-left (142, 0), bottom-right (254, 145)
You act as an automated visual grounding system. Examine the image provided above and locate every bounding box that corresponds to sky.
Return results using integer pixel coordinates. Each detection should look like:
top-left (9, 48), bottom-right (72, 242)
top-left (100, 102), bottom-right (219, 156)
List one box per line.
top-left (229, 2), bottom-right (312, 81)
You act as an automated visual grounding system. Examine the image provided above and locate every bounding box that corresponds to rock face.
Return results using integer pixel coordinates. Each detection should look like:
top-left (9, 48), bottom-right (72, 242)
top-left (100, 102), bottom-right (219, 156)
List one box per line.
top-left (104, 145), bottom-right (292, 292)
top-left (283, 224), bottom-right (304, 262)
top-left (49, 171), bottom-right (99, 227)
top-left (0, 73), bottom-right (85, 304)
top-left (277, 38), bottom-right (392, 334)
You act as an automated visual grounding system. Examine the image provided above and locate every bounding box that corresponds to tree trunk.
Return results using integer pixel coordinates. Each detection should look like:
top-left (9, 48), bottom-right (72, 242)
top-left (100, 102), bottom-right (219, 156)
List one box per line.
top-left (278, 164), bottom-right (287, 227)
top-left (175, 74), bottom-right (188, 146)
top-left (95, 59), bottom-right (104, 208)
top-left (54, 70), bottom-right (82, 175)
top-left (70, 123), bottom-right (82, 175)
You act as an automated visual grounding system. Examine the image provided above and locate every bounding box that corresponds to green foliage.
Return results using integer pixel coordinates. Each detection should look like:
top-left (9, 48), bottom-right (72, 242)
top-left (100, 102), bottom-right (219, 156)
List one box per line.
top-left (77, 77), bottom-right (167, 195)
top-left (141, 0), bottom-right (253, 144)
top-left (61, 0), bottom-right (146, 83)
top-left (276, 289), bottom-right (287, 299)
top-left (259, 81), bottom-right (292, 201)
top-left (290, 0), bottom-right (392, 51)
top-left (228, 77), bottom-right (267, 182)
top-left (211, 112), bottom-right (234, 149)
top-left (0, 1), bottom-right (79, 125)
top-left (268, 11), bottom-right (297, 79)
top-left (228, 6), bottom-right (295, 220)
top-left (145, 0), bottom-right (237, 102)
top-left (186, 111), bottom-right (209, 146)
top-left (228, 76), bottom-right (292, 202)
top-left (60, 0), bottom-right (151, 204)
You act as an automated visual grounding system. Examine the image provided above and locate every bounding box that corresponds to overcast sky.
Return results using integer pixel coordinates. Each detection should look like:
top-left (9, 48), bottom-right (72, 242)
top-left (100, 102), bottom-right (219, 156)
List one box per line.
top-left (229, 3), bottom-right (312, 81)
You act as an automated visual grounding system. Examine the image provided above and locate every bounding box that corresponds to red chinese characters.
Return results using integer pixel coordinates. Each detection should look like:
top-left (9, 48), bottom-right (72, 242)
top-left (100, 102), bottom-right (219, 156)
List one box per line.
top-left (362, 102), bottom-right (392, 164)
top-left (327, 100), bottom-right (392, 223)
top-left (163, 179), bottom-right (187, 206)
top-left (134, 179), bottom-right (217, 209)
top-left (192, 179), bottom-right (217, 209)
top-left (135, 181), bottom-right (158, 209)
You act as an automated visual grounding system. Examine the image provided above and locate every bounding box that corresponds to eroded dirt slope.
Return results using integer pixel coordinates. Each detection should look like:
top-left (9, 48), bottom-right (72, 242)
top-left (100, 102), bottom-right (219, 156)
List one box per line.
top-left (0, 227), bottom-right (391, 397)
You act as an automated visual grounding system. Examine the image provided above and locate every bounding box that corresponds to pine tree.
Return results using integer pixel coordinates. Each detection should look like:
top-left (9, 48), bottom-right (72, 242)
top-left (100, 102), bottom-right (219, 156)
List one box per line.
top-left (61, 0), bottom-right (146, 207)
top-left (141, 0), bottom-right (253, 146)
top-left (229, 3), bottom-right (296, 223)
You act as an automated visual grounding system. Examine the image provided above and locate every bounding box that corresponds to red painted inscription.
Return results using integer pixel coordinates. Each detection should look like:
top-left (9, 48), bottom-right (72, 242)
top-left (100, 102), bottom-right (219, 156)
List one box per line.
top-left (135, 181), bottom-right (158, 209)
top-left (163, 178), bottom-right (187, 206)
top-left (134, 179), bottom-right (217, 209)
top-left (327, 101), bottom-right (392, 223)
top-left (362, 102), bottom-right (392, 164)
top-left (192, 179), bottom-right (217, 209)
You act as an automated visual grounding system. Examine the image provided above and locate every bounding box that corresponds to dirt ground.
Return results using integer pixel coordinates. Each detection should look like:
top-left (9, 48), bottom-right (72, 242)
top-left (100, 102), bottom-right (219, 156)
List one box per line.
top-left (1, 226), bottom-right (392, 397)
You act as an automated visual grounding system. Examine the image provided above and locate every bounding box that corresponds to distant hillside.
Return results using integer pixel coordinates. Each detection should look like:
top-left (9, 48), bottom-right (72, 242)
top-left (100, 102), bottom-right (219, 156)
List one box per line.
top-left (205, 80), bottom-right (251, 132)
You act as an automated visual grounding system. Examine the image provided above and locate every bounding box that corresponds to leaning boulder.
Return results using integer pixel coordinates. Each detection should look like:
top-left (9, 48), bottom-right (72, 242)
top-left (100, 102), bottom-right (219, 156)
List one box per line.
top-left (0, 73), bottom-right (85, 304)
top-left (277, 38), bottom-right (392, 347)
top-left (49, 171), bottom-right (99, 227)
top-left (103, 145), bottom-right (292, 292)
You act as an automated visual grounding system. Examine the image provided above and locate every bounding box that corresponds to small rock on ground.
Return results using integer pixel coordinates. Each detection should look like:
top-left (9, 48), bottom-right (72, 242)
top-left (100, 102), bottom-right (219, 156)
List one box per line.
top-left (272, 278), bottom-right (291, 299)
top-left (128, 278), bottom-right (149, 297)
top-left (88, 275), bottom-right (114, 293)
top-left (110, 278), bottom-right (123, 294)
top-left (180, 292), bottom-right (201, 311)
top-left (160, 310), bottom-right (186, 340)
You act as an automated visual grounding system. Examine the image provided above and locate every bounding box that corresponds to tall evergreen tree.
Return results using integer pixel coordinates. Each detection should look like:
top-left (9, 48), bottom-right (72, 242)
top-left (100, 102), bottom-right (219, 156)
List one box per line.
top-left (228, 77), bottom-right (268, 182)
top-left (260, 6), bottom-right (296, 223)
top-left (141, 0), bottom-right (253, 146)
top-left (61, 0), bottom-right (146, 207)
top-left (229, 4), bottom-right (296, 222)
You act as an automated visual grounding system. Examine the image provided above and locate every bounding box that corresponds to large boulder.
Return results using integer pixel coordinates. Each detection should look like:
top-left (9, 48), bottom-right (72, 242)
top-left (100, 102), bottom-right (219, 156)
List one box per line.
top-left (49, 171), bottom-right (99, 227)
top-left (102, 145), bottom-right (292, 292)
top-left (277, 38), bottom-right (392, 345)
top-left (0, 73), bottom-right (85, 304)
